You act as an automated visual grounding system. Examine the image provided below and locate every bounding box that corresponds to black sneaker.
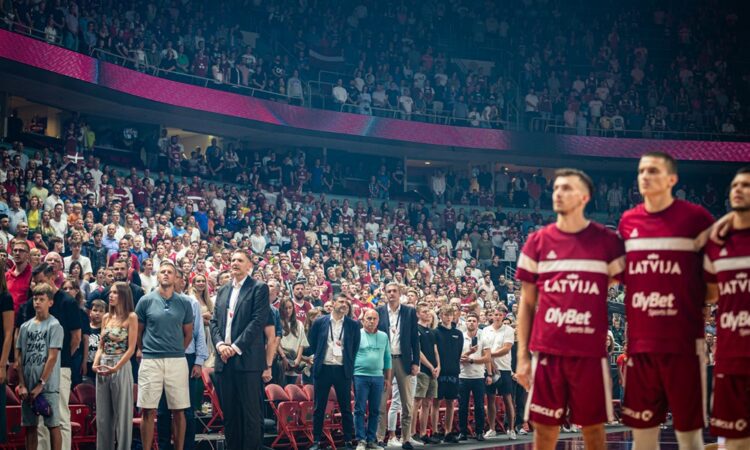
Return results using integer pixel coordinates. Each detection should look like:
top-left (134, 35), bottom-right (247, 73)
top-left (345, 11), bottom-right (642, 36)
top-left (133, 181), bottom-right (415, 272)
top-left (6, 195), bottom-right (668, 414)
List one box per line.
top-left (444, 433), bottom-right (459, 443)
top-left (476, 434), bottom-right (485, 442)
top-left (457, 433), bottom-right (469, 441)
top-left (402, 441), bottom-right (414, 450)
top-left (432, 433), bottom-right (445, 442)
top-left (420, 435), bottom-right (437, 444)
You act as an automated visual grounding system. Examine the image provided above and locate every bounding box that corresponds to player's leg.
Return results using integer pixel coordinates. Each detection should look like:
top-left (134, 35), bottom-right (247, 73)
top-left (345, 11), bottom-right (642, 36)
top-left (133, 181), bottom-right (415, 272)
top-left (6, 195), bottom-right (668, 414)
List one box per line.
top-left (631, 427), bottom-right (660, 450)
top-left (533, 423), bottom-right (560, 450)
top-left (674, 429), bottom-right (704, 450)
top-left (726, 438), bottom-right (750, 450)
top-left (566, 357), bottom-right (613, 450)
top-left (580, 424), bottom-right (606, 450)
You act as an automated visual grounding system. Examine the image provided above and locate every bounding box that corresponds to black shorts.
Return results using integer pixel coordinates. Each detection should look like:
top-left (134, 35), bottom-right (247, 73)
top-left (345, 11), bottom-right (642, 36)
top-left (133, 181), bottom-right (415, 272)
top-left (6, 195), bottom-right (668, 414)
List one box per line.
top-left (437, 375), bottom-right (459, 400)
top-left (487, 370), bottom-right (513, 396)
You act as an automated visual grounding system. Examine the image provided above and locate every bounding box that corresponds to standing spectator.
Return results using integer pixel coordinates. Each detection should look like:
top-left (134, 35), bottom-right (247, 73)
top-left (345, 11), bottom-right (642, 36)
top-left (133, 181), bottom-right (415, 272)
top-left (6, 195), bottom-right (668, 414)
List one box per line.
top-left (482, 305), bottom-right (516, 439)
top-left (83, 229), bottom-right (108, 277)
top-left (209, 250), bottom-right (270, 450)
top-left (524, 89), bottom-right (540, 131)
top-left (8, 239), bottom-right (32, 312)
top-left (307, 295), bottom-right (360, 450)
top-left (353, 309), bottom-right (392, 450)
top-left (376, 283), bottom-right (420, 449)
top-left (157, 269), bottom-right (209, 450)
top-left (414, 302), bottom-right (440, 444)
top-left (333, 79), bottom-right (349, 108)
top-left (8, 195), bottom-right (26, 234)
top-left (15, 284), bottom-right (64, 450)
top-left (93, 282), bottom-right (137, 450)
top-left (21, 263), bottom-right (81, 450)
top-left (64, 241), bottom-right (93, 280)
top-left (135, 261), bottom-right (194, 450)
top-left (0, 259), bottom-right (13, 444)
top-left (278, 298), bottom-right (308, 386)
top-left (457, 313), bottom-right (490, 441)
top-left (434, 305), bottom-right (463, 443)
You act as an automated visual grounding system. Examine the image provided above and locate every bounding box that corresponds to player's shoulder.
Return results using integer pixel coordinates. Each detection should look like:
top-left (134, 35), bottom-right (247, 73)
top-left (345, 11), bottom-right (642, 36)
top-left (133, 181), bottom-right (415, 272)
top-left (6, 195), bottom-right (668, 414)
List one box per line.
top-left (619, 203), bottom-right (646, 223)
top-left (588, 221), bottom-right (620, 239)
top-left (673, 199), bottom-right (713, 220)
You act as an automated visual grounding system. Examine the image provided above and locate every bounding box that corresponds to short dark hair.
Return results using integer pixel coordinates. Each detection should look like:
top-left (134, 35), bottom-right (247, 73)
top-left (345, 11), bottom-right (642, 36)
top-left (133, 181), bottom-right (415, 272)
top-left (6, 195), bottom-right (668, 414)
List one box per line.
top-left (32, 262), bottom-right (55, 278)
top-left (736, 166), bottom-right (750, 176)
top-left (641, 151), bottom-right (678, 174)
top-left (553, 168), bottom-right (594, 196)
top-left (292, 280), bottom-right (305, 289)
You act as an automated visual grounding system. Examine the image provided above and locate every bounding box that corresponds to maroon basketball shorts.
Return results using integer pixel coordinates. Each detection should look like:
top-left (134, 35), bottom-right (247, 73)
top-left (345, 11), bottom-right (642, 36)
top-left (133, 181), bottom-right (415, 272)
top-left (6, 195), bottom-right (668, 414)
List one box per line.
top-left (622, 352), bottom-right (706, 431)
top-left (710, 372), bottom-right (750, 439)
top-left (525, 353), bottom-right (614, 427)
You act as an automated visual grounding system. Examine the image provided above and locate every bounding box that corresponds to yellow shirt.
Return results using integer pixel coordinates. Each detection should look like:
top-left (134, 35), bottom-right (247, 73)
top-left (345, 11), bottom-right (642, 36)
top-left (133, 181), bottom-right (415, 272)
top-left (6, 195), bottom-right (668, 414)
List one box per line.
top-left (27, 209), bottom-right (41, 230)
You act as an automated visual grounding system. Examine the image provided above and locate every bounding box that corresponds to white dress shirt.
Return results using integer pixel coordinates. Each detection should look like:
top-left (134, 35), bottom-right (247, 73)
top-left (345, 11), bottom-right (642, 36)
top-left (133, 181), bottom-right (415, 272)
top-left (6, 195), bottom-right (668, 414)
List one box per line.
top-left (387, 304), bottom-right (401, 356)
top-left (216, 275), bottom-right (248, 355)
top-left (323, 315), bottom-right (344, 366)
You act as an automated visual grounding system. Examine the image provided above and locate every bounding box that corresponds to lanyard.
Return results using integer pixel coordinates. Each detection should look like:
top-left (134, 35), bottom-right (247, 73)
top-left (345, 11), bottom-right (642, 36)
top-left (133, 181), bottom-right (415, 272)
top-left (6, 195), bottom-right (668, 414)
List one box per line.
top-left (390, 308), bottom-right (400, 331)
top-left (329, 320), bottom-right (344, 342)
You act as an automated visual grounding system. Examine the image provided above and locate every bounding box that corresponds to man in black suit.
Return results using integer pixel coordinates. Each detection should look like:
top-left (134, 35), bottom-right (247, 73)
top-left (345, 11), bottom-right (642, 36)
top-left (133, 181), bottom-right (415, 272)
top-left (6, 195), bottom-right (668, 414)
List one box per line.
top-left (376, 282), bottom-right (420, 449)
top-left (307, 296), bottom-right (360, 450)
top-left (209, 249), bottom-right (270, 450)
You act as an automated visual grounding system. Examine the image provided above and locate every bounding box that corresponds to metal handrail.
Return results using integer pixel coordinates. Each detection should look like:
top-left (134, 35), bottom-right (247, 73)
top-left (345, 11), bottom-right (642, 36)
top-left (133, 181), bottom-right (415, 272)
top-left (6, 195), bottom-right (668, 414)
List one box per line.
top-left (4, 21), bottom-right (61, 45)
top-left (91, 47), bottom-right (305, 104)
top-left (339, 103), bottom-right (507, 129)
top-left (537, 120), bottom-right (750, 142)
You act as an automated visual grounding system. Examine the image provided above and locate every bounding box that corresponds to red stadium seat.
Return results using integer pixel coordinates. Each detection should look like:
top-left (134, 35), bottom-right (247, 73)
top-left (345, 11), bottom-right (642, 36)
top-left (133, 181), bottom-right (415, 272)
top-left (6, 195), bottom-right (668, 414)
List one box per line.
top-left (284, 384), bottom-right (308, 402)
top-left (1, 406), bottom-right (25, 449)
top-left (200, 366), bottom-right (223, 432)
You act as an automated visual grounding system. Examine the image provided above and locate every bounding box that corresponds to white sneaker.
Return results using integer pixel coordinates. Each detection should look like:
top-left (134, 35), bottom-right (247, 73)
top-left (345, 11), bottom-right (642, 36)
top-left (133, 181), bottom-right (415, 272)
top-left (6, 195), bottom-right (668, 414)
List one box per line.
top-left (508, 430), bottom-right (517, 440)
top-left (407, 437), bottom-right (424, 446)
top-left (561, 425), bottom-right (571, 433)
top-left (483, 430), bottom-right (497, 438)
top-left (518, 427), bottom-right (529, 435)
top-left (387, 437), bottom-right (402, 447)
top-left (367, 443), bottom-right (385, 450)
top-left (357, 442), bottom-right (367, 450)
top-left (570, 425), bottom-right (579, 433)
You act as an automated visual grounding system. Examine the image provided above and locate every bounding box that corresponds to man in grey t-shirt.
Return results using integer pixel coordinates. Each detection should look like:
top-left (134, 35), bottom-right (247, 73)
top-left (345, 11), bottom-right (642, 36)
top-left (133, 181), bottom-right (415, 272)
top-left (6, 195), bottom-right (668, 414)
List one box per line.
top-left (135, 261), bottom-right (193, 450)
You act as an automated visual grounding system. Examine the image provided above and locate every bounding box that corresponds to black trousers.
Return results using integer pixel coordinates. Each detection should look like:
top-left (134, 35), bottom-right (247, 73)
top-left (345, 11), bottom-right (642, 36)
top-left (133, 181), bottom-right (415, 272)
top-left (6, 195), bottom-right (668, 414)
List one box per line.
top-left (313, 365), bottom-right (353, 442)
top-left (217, 368), bottom-right (263, 450)
top-left (458, 378), bottom-right (486, 435)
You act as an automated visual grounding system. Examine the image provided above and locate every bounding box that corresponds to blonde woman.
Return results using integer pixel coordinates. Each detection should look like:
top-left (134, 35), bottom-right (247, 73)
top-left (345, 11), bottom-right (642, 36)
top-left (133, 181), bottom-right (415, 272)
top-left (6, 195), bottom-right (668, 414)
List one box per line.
top-left (188, 274), bottom-right (214, 367)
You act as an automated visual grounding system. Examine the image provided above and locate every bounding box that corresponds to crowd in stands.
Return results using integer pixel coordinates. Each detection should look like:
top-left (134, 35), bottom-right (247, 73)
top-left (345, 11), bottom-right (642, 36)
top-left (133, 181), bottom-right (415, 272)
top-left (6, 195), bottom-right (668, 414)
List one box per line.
top-left (2, 0), bottom-right (748, 137)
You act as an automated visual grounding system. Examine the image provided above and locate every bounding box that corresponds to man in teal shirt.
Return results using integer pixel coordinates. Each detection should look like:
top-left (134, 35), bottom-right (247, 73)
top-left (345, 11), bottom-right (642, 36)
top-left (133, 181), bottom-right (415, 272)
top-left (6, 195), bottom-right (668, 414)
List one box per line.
top-left (354, 309), bottom-right (392, 450)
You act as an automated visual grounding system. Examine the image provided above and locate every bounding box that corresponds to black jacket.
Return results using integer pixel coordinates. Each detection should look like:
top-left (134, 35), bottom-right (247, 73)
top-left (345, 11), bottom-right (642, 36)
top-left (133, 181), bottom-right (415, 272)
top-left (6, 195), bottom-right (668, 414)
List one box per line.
top-left (209, 277), bottom-right (270, 373)
top-left (376, 304), bottom-right (420, 372)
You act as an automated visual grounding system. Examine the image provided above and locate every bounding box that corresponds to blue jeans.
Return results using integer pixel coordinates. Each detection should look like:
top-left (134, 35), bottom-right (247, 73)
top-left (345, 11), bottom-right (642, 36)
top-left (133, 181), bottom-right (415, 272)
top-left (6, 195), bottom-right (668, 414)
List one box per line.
top-left (354, 375), bottom-right (384, 443)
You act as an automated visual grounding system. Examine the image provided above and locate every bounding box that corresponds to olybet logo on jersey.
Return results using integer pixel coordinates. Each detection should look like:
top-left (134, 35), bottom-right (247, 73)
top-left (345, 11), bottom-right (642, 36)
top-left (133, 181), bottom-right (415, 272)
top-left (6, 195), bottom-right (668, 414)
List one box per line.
top-left (631, 291), bottom-right (677, 317)
top-left (544, 307), bottom-right (595, 335)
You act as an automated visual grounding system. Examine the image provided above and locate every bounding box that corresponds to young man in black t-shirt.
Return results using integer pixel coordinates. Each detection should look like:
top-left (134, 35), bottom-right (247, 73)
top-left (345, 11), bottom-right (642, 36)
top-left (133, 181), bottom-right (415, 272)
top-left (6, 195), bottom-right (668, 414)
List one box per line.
top-left (415, 303), bottom-right (440, 444)
top-left (433, 305), bottom-right (463, 443)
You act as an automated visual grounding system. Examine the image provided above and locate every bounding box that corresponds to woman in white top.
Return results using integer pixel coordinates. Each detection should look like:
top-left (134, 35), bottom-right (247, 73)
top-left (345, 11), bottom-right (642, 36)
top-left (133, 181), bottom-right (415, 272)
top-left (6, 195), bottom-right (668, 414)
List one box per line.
top-left (278, 298), bottom-right (309, 386)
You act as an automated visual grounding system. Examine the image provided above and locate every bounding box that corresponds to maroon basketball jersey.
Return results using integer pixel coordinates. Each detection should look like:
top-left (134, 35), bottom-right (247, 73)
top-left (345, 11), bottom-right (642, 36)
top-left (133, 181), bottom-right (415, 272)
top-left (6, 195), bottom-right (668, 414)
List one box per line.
top-left (516, 222), bottom-right (625, 357)
top-left (619, 200), bottom-right (714, 354)
top-left (704, 228), bottom-right (750, 374)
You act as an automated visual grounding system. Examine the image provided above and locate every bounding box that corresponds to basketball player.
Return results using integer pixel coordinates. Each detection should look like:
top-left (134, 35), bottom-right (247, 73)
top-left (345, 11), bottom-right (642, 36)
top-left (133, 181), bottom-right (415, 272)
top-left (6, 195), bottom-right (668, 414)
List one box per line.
top-left (515, 168), bottom-right (625, 450)
top-left (704, 167), bottom-right (750, 450)
top-left (618, 152), bottom-right (715, 450)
